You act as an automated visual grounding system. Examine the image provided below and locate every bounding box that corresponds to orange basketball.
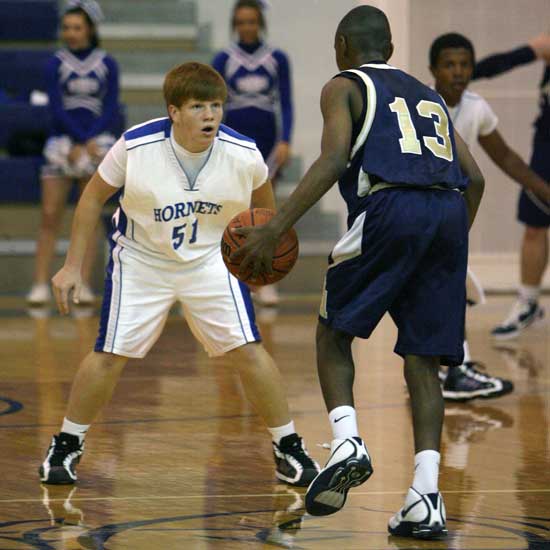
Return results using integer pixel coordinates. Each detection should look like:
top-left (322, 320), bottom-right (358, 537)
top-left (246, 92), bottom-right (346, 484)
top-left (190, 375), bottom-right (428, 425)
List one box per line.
top-left (221, 208), bottom-right (299, 285)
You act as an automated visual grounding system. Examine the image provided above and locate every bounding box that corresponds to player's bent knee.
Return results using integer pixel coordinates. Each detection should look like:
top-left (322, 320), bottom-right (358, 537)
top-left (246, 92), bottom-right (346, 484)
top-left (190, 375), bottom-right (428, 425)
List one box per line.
top-left (226, 342), bottom-right (270, 366)
top-left (88, 351), bottom-right (128, 372)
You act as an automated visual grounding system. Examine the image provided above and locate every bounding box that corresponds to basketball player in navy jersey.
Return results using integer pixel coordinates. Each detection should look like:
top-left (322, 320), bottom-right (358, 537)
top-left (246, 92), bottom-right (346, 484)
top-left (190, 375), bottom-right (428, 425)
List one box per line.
top-left (233, 5), bottom-right (484, 539)
top-left (471, 35), bottom-right (550, 339)
top-left (212, 0), bottom-right (293, 306)
top-left (38, 62), bottom-right (319, 489)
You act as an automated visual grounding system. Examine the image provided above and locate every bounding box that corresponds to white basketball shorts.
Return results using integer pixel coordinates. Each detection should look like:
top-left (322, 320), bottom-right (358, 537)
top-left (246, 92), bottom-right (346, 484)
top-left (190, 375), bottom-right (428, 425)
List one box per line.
top-left (94, 245), bottom-right (260, 358)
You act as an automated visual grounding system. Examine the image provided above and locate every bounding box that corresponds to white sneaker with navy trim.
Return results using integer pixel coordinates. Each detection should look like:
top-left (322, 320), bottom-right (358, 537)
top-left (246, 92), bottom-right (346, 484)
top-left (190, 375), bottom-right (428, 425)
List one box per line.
top-left (305, 437), bottom-right (372, 516)
top-left (491, 300), bottom-right (544, 340)
top-left (388, 487), bottom-right (447, 540)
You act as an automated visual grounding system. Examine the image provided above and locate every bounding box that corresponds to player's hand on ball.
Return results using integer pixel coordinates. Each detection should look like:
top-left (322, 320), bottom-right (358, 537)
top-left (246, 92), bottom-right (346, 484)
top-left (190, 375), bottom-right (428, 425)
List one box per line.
top-left (231, 223), bottom-right (279, 281)
top-left (222, 208), bottom-right (298, 284)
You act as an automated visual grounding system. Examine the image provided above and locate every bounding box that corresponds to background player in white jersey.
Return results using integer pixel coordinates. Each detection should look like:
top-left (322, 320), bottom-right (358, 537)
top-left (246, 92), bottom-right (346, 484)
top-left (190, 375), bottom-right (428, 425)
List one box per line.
top-left (430, 33), bottom-right (550, 401)
top-left (27, 0), bottom-right (119, 306)
top-left (38, 62), bottom-right (319, 487)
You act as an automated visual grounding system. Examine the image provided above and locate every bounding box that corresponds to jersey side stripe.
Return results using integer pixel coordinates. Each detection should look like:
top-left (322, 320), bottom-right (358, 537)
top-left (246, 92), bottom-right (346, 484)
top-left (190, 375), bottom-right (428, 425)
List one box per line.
top-left (219, 124), bottom-right (256, 144)
top-left (345, 69), bottom-right (378, 160)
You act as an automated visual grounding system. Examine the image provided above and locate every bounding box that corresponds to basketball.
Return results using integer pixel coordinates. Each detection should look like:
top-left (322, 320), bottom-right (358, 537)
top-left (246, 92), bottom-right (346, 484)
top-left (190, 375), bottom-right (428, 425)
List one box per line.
top-left (221, 208), bottom-right (299, 285)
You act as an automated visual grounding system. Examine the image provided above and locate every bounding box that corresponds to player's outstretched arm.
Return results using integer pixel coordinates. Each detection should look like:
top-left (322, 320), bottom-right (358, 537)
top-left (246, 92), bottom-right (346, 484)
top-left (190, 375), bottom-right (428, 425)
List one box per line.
top-left (232, 77), bottom-right (354, 278)
top-left (473, 39), bottom-right (542, 80)
top-left (266, 76), bottom-right (354, 235)
top-left (52, 172), bottom-right (118, 314)
top-left (454, 130), bottom-right (485, 229)
top-left (478, 129), bottom-right (550, 204)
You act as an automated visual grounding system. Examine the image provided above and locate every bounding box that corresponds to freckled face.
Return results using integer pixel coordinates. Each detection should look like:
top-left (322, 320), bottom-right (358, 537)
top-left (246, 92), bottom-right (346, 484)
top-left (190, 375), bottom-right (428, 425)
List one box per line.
top-left (169, 98), bottom-right (224, 152)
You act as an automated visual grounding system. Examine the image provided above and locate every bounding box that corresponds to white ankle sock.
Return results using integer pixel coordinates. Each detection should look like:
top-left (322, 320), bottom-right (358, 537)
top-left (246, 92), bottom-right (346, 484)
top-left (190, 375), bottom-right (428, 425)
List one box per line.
top-left (329, 405), bottom-right (358, 440)
top-left (412, 450), bottom-right (440, 494)
top-left (269, 420), bottom-right (295, 445)
top-left (519, 284), bottom-right (540, 305)
top-left (61, 418), bottom-right (90, 445)
top-left (462, 340), bottom-right (471, 364)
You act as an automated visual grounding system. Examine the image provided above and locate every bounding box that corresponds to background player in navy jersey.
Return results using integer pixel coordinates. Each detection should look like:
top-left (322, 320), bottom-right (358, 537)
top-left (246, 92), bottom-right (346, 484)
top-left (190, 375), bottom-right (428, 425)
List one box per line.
top-left (38, 62), bottom-right (319, 489)
top-left (27, 0), bottom-right (119, 307)
top-left (469, 35), bottom-right (550, 338)
top-left (233, 5), bottom-right (484, 539)
top-left (212, 0), bottom-right (294, 306)
top-left (429, 33), bottom-right (550, 401)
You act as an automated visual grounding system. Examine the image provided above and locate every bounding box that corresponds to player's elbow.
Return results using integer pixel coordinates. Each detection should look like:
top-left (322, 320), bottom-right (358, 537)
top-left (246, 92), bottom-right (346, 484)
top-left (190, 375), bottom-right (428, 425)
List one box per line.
top-left (470, 172), bottom-right (485, 198)
top-left (320, 153), bottom-right (348, 181)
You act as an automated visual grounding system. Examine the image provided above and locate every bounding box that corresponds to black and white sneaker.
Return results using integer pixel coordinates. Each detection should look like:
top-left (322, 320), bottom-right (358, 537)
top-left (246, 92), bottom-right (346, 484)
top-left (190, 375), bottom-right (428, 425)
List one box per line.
top-left (39, 433), bottom-right (83, 485)
top-left (442, 362), bottom-right (514, 401)
top-left (263, 488), bottom-right (305, 548)
top-left (491, 301), bottom-right (544, 340)
top-left (273, 434), bottom-right (320, 487)
top-left (388, 487), bottom-right (447, 540)
top-left (305, 437), bottom-right (372, 516)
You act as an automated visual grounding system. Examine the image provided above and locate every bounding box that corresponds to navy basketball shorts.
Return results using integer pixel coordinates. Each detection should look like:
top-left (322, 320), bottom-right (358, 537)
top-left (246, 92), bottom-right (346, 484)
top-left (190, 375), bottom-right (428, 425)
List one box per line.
top-left (319, 188), bottom-right (469, 366)
top-left (518, 138), bottom-right (550, 227)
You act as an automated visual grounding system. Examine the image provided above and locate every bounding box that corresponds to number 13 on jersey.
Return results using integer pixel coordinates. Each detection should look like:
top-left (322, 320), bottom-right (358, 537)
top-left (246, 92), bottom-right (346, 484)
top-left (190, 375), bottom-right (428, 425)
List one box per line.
top-left (389, 97), bottom-right (453, 161)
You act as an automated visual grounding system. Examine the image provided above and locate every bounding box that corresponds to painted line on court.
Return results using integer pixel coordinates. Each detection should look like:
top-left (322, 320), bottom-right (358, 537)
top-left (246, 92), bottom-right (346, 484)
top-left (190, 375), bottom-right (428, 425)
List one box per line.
top-left (3, 488), bottom-right (550, 504)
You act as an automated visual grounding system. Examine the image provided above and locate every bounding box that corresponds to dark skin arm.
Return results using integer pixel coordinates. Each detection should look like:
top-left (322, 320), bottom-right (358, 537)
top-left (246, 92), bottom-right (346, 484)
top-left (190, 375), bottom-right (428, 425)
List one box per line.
top-left (232, 76), bottom-right (359, 278)
top-left (478, 129), bottom-right (550, 203)
top-left (454, 130), bottom-right (485, 228)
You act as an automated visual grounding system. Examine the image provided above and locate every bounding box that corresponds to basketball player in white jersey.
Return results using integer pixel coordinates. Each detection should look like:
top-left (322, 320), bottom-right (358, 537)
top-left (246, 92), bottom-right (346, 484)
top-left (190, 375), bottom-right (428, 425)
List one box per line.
top-left (430, 33), bottom-right (550, 400)
top-left (38, 62), bottom-right (319, 487)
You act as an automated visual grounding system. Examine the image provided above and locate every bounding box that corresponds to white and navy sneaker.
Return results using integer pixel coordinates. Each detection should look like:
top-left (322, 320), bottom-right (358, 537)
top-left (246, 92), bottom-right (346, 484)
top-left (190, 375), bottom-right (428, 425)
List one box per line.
top-left (273, 434), bottom-right (320, 487)
top-left (39, 433), bottom-right (83, 485)
top-left (305, 437), bottom-right (372, 516)
top-left (388, 487), bottom-right (447, 540)
top-left (491, 301), bottom-right (545, 340)
top-left (442, 362), bottom-right (514, 401)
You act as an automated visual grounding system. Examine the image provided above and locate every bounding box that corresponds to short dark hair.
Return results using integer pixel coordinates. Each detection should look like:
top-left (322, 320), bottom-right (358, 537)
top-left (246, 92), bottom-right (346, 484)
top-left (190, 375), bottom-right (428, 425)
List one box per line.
top-left (163, 62), bottom-right (227, 113)
top-left (430, 33), bottom-right (475, 67)
top-left (231, 0), bottom-right (266, 31)
top-left (62, 7), bottom-right (100, 48)
top-left (337, 6), bottom-right (392, 60)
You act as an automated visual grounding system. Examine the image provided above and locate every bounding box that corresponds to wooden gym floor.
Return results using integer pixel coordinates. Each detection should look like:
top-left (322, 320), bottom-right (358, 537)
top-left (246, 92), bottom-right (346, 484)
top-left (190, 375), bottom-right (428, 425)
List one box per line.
top-left (0, 294), bottom-right (549, 549)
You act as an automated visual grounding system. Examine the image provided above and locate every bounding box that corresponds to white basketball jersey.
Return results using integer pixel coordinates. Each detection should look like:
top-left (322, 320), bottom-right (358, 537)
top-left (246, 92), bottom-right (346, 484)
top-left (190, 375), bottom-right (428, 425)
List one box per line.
top-left (111, 118), bottom-right (267, 266)
top-left (446, 90), bottom-right (498, 149)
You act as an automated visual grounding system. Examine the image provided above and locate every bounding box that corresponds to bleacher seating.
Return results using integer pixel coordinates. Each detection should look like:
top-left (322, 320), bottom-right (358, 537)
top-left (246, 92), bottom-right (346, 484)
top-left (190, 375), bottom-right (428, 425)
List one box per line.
top-left (0, 0), bottom-right (58, 41)
top-left (0, 0), bottom-right (126, 204)
top-left (0, 49), bottom-right (52, 98)
top-left (0, 104), bottom-right (51, 148)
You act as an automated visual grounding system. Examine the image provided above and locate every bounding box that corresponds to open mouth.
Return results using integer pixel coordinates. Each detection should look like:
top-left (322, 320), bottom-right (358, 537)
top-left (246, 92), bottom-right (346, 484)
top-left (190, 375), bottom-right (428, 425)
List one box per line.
top-left (202, 126), bottom-right (215, 134)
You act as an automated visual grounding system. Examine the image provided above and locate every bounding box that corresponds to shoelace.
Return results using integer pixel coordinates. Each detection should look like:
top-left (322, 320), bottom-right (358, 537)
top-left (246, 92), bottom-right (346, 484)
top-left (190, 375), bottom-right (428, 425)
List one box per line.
top-left (284, 439), bottom-right (317, 468)
top-left (461, 361), bottom-right (494, 382)
top-left (53, 436), bottom-right (81, 455)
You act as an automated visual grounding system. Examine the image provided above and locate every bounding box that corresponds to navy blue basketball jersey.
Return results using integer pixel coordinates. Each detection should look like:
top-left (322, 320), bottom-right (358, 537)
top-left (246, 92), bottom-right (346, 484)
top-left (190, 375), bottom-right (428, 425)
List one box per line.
top-left (337, 62), bottom-right (468, 224)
